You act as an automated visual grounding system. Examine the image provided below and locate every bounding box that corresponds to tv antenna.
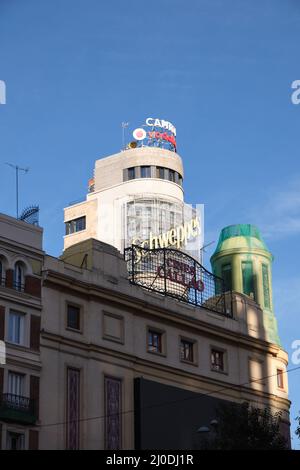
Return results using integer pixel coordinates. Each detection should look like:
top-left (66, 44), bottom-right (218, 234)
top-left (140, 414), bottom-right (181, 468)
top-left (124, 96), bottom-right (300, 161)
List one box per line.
top-left (121, 122), bottom-right (129, 150)
top-left (5, 163), bottom-right (29, 218)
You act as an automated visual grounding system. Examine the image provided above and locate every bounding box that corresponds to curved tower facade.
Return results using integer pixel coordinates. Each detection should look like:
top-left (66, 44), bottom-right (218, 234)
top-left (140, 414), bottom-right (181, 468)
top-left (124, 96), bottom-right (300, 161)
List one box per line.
top-left (63, 146), bottom-right (202, 260)
top-left (210, 224), bottom-right (280, 345)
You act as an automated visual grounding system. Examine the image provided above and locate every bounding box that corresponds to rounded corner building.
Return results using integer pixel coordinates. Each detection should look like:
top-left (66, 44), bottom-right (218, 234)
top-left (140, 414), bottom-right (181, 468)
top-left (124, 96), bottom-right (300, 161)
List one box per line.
top-left (25, 118), bottom-right (290, 450)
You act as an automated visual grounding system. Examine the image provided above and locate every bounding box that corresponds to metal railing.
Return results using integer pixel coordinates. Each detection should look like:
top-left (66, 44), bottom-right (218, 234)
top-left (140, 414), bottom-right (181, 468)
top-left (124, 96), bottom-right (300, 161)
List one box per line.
top-left (124, 245), bottom-right (233, 317)
top-left (0, 393), bottom-right (35, 415)
top-left (0, 276), bottom-right (25, 292)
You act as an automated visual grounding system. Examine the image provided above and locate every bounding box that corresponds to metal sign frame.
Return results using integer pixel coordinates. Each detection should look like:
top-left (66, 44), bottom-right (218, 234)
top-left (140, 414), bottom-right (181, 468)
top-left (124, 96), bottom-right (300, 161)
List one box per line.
top-left (124, 245), bottom-right (232, 317)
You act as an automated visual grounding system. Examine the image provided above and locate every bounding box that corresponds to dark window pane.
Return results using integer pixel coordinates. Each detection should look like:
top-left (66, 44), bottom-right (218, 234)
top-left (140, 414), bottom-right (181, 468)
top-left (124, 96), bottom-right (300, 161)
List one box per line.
top-left (156, 167), bottom-right (164, 179)
top-left (65, 216), bottom-right (86, 235)
top-left (148, 330), bottom-right (162, 353)
top-left (180, 340), bottom-right (194, 362)
top-left (141, 166), bottom-right (151, 178)
top-left (128, 167), bottom-right (135, 180)
top-left (67, 305), bottom-right (80, 330)
top-left (277, 369), bottom-right (284, 389)
top-left (222, 264), bottom-right (232, 292)
top-left (242, 261), bottom-right (256, 300)
top-left (211, 349), bottom-right (224, 371)
top-left (168, 170), bottom-right (175, 182)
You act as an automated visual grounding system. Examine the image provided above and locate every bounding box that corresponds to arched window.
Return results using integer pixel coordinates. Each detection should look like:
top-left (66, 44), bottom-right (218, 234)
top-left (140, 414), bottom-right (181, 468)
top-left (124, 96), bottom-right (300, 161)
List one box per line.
top-left (13, 262), bottom-right (25, 292)
top-left (0, 256), bottom-right (7, 287)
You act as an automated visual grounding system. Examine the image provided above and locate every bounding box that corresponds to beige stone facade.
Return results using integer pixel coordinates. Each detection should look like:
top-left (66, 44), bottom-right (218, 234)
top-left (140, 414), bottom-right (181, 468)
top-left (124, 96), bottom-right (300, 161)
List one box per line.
top-left (39, 239), bottom-right (290, 449)
top-left (0, 214), bottom-right (43, 450)
top-left (0, 213), bottom-right (291, 450)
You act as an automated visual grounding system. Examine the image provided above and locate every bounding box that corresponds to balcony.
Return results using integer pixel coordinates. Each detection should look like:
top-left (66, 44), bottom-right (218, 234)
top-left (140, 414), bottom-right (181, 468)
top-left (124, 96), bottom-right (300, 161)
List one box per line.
top-left (0, 276), bottom-right (25, 292)
top-left (0, 393), bottom-right (37, 424)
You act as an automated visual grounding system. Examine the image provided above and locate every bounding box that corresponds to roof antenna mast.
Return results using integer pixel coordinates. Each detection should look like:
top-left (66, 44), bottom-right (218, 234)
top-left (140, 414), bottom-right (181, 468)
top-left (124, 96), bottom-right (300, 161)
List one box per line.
top-left (5, 163), bottom-right (29, 218)
top-left (121, 122), bottom-right (129, 150)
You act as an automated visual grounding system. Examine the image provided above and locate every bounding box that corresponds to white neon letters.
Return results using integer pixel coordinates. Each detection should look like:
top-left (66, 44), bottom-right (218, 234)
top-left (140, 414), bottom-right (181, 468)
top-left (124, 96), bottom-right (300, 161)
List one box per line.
top-left (146, 117), bottom-right (177, 136)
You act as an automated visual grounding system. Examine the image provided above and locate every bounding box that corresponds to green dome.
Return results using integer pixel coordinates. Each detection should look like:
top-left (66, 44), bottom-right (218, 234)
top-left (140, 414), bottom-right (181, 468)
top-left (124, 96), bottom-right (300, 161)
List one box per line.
top-left (212, 224), bottom-right (269, 258)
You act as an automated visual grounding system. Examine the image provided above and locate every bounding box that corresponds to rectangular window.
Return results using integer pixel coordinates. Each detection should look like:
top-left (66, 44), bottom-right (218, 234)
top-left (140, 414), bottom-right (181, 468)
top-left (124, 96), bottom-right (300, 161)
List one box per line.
top-left (6, 432), bottom-right (25, 450)
top-left (148, 330), bottom-right (162, 354)
top-left (66, 368), bottom-right (80, 450)
top-left (8, 372), bottom-right (25, 396)
top-left (242, 261), bottom-right (256, 300)
top-left (168, 170), bottom-right (175, 182)
top-left (141, 166), bottom-right (151, 178)
top-left (277, 369), bottom-right (284, 389)
top-left (180, 340), bottom-right (194, 363)
top-left (211, 349), bottom-right (225, 372)
top-left (67, 304), bottom-right (81, 331)
top-left (105, 377), bottom-right (122, 450)
top-left (65, 216), bottom-right (86, 235)
top-left (222, 263), bottom-right (232, 292)
top-left (8, 311), bottom-right (25, 345)
top-left (178, 174), bottom-right (183, 186)
top-left (262, 264), bottom-right (271, 309)
top-left (127, 167), bottom-right (135, 180)
top-left (156, 167), bottom-right (165, 179)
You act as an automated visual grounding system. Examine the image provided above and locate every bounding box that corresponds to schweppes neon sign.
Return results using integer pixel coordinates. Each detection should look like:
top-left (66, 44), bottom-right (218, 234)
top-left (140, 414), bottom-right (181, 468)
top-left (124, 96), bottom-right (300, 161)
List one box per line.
top-left (132, 217), bottom-right (200, 250)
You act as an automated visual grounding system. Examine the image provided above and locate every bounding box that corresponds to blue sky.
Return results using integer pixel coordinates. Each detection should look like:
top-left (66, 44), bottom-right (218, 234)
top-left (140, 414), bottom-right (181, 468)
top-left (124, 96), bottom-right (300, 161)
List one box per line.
top-left (0, 0), bottom-right (300, 448)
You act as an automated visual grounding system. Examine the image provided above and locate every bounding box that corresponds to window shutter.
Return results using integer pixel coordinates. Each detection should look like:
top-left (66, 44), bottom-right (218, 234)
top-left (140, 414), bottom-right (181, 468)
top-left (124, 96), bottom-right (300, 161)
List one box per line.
top-left (24, 276), bottom-right (41, 298)
top-left (0, 305), bottom-right (5, 341)
top-left (5, 269), bottom-right (13, 289)
top-left (29, 430), bottom-right (39, 450)
top-left (30, 375), bottom-right (40, 419)
top-left (30, 315), bottom-right (41, 351)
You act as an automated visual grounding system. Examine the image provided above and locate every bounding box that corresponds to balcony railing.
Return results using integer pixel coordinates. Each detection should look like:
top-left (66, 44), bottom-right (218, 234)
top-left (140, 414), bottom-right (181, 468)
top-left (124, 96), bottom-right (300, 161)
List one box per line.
top-left (0, 277), bottom-right (25, 292)
top-left (0, 393), bottom-right (37, 424)
top-left (12, 282), bottom-right (25, 292)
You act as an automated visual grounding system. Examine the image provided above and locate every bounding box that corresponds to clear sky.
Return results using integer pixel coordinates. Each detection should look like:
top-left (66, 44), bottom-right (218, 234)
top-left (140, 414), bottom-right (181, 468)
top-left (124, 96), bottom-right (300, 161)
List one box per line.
top-left (0, 0), bottom-right (299, 448)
